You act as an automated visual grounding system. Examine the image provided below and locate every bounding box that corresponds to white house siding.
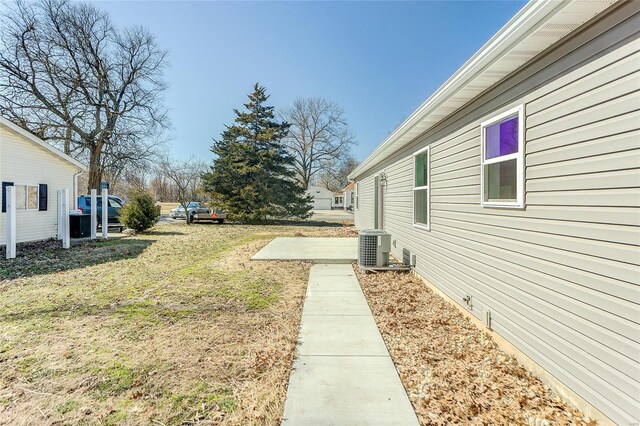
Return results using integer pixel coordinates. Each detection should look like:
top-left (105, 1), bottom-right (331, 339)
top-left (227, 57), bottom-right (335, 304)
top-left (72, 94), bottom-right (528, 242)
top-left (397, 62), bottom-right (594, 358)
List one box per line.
top-left (355, 175), bottom-right (375, 230)
top-left (354, 3), bottom-right (640, 424)
top-left (0, 125), bottom-right (79, 245)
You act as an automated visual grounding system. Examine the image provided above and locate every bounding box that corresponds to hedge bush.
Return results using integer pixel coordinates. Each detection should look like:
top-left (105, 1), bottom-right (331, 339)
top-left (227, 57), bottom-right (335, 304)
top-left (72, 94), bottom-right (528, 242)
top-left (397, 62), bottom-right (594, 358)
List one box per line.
top-left (119, 190), bottom-right (159, 232)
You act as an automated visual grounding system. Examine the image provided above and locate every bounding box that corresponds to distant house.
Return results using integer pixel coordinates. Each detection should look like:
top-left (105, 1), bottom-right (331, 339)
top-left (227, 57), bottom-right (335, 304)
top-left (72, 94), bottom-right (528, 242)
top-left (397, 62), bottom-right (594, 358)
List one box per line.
top-left (342, 182), bottom-right (354, 210)
top-left (349, 1), bottom-right (639, 424)
top-left (305, 186), bottom-right (335, 210)
top-left (1, 117), bottom-right (86, 245)
top-left (333, 192), bottom-right (344, 209)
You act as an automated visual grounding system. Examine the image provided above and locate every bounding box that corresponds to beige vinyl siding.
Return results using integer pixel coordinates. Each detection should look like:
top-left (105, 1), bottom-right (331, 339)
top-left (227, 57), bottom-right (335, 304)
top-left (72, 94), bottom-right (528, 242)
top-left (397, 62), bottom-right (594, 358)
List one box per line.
top-left (354, 174), bottom-right (376, 230)
top-left (353, 3), bottom-right (640, 424)
top-left (0, 125), bottom-right (79, 245)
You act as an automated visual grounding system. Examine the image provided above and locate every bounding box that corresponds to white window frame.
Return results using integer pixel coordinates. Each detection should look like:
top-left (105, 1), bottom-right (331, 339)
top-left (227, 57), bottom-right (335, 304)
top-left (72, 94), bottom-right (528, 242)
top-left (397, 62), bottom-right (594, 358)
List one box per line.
top-left (27, 185), bottom-right (39, 210)
top-left (480, 104), bottom-right (525, 209)
top-left (413, 145), bottom-right (430, 231)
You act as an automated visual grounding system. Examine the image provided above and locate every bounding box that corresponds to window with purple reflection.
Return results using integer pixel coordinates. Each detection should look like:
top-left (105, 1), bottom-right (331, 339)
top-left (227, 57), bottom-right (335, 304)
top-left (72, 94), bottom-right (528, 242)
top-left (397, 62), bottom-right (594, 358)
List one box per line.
top-left (485, 116), bottom-right (518, 160)
top-left (480, 105), bottom-right (525, 207)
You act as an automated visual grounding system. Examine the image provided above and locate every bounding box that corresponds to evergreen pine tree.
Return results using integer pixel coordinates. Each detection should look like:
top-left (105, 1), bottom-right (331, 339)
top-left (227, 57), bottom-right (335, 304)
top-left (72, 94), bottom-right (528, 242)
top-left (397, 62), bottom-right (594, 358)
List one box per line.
top-left (203, 83), bottom-right (312, 223)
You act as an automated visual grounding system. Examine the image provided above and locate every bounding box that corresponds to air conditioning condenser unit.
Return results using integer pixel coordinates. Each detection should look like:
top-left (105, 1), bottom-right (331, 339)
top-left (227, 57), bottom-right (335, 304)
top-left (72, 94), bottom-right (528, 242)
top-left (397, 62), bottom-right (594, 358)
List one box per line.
top-left (358, 229), bottom-right (391, 268)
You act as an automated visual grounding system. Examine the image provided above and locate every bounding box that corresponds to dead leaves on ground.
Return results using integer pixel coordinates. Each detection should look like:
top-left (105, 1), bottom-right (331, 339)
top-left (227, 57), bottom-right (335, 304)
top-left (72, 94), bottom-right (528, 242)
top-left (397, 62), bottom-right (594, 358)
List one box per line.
top-left (356, 270), bottom-right (594, 426)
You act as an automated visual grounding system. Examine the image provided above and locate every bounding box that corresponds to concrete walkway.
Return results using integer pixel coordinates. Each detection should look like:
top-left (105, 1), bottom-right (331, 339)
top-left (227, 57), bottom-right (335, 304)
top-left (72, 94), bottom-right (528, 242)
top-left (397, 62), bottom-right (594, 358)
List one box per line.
top-left (282, 264), bottom-right (419, 425)
top-left (251, 237), bottom-right (357, 264)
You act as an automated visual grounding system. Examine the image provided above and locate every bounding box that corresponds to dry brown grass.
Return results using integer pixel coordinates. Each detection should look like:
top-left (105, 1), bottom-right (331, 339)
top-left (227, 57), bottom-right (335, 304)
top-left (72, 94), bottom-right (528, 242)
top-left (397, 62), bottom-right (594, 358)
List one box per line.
top-left (356, 269), bottom-right (594, 426)
top-left (0, 223), bottom-right (349, 425)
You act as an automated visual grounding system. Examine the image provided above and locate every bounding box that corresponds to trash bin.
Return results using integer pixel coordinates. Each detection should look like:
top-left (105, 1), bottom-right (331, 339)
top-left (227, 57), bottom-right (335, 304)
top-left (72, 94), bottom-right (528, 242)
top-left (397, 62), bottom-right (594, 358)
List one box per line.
top-left (70, 213), bottom-right (91, 238)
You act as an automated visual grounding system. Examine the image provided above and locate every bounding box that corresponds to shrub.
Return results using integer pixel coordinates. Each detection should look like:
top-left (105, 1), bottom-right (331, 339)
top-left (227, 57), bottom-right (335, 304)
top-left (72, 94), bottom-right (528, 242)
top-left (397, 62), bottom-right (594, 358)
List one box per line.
top-left (119, 190), bottom-right (159, 232)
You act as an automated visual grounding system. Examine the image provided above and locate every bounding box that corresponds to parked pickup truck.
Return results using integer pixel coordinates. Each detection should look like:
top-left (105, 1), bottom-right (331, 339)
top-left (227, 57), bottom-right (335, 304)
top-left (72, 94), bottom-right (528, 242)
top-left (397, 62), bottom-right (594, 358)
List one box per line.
top-left (169, 202), bottom-right (226, 223)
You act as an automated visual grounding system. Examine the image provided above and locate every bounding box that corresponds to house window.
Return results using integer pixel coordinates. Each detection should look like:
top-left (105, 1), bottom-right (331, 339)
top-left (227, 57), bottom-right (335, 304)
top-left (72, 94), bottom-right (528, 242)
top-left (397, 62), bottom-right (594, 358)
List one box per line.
top-left (480, 105), bottom-right (524, 208)
top-left (27, 186), bottom-right (39, 210)
top-left (15, 185), bottom-right (26, 210)
top-left (335, 197), bottom-right (340, 204)
top-left (2, 183), bottom-right (47, 212)
top-left (350, 193), bottom-right (354, 204)
top-left (413, 146), bottom-right (430, 229)
top-left (6, 185), bottom-right (41, 210)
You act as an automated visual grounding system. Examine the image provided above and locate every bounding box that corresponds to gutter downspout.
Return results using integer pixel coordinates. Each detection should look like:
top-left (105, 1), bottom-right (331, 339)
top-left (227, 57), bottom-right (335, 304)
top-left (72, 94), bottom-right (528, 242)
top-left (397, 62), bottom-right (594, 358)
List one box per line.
top-left (72, 170), bottom-right (83, 210)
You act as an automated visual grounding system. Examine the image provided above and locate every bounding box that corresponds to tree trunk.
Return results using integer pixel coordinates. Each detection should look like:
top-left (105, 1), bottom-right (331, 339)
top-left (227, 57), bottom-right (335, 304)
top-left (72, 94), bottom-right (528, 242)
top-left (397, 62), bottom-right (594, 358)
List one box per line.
top-left (184, 203), bottom-right (192, 225)
top-left (64, 126), bottom-right (72, 155)
top-left (88, 145), bottom-right (102, 191)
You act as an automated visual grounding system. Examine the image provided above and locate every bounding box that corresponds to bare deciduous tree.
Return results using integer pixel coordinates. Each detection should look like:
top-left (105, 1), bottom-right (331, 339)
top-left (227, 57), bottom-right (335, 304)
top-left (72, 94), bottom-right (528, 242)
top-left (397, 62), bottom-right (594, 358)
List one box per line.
top-left (159, 158), bottom-right (205, 224)
top-left (149, 172), bottom-right (175, 202)
top-left (104, 163), bottom-right (149, 196)
top-left (281, 97), bottom-right (356, 189)
top-left (318, 155), bottom-right (359, 192)
top-left (0, 0), bottom-right (169, 190)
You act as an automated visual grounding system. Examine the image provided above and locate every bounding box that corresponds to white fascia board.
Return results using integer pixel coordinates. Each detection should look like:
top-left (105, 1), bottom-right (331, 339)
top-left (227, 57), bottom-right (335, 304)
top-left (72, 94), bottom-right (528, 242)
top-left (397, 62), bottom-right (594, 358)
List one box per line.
top-left (0, 116), bottom-right (87, 171)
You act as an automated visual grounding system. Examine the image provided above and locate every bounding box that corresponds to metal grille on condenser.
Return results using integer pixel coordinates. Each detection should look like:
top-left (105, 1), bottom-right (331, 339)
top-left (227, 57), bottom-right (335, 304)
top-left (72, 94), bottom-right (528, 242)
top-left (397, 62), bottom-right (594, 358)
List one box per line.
top-left (358, 234), bottom-right (378, 267)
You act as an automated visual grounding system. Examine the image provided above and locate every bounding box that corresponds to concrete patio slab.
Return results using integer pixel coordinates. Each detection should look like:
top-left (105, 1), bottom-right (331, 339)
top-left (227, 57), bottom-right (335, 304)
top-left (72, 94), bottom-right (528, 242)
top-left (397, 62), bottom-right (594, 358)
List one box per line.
top-left (251, 237), bottom-right (357, 263)
top-left (282, 355), bottom-right (418, 425)
top-left (302, 291), bottom-right (371, 316)
top-left (297, 315), bottom-right (389, 356)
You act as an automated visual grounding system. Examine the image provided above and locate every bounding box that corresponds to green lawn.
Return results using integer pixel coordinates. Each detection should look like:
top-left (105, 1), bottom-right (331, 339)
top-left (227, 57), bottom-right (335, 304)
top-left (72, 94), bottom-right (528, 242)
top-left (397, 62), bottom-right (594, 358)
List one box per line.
top-left (0, 223), bottom-right (349, 425)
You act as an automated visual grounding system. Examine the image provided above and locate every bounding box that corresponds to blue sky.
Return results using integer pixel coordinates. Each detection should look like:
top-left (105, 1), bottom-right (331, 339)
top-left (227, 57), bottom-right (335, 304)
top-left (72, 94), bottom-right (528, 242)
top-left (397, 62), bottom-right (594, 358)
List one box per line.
top-left (96, 1), bottom-right (526, 162)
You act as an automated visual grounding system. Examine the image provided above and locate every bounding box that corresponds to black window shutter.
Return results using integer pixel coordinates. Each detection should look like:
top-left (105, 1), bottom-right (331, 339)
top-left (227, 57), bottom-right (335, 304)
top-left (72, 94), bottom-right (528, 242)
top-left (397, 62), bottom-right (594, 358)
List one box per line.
top-left (39, 184), bottom-right (48, 211)
top-left (2, 182), bottom-right (14, 213)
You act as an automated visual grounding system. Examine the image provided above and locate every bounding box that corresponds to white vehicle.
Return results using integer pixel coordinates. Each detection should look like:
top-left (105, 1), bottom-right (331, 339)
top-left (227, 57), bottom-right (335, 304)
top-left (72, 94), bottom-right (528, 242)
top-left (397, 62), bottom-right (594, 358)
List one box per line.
top-left (169, 202), bottom-right (226, 223)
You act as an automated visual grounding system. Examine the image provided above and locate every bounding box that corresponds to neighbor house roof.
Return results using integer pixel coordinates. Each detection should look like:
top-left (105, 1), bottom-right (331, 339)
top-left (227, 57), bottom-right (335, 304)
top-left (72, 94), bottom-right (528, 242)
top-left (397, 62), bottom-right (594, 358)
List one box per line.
top-left (349, 0), bottom-right (615, 179)
top-left (343, 182), bottom-right (355, 191)
top-left (0, 116), bottom-right (87, 171)
top-left (305, 186), bottom-right (334, 195)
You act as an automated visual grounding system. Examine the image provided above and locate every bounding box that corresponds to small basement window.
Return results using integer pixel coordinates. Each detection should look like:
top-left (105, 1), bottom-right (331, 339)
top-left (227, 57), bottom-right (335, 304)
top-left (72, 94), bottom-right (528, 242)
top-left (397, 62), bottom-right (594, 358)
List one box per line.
top-left (480, 105), bottom-right (524, 208)
top-left (413, 146), bottom-right (430, 229)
